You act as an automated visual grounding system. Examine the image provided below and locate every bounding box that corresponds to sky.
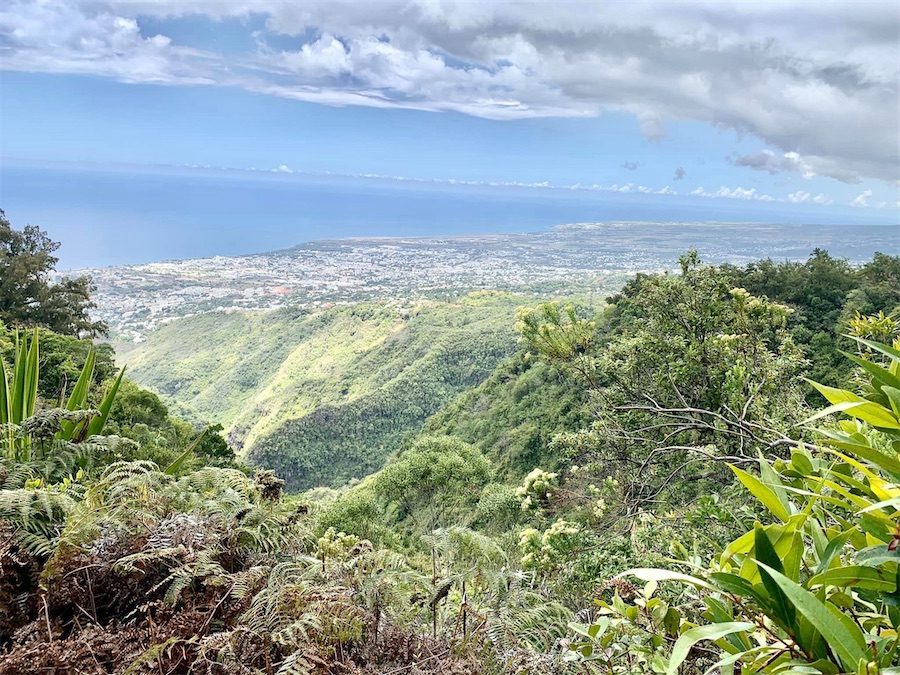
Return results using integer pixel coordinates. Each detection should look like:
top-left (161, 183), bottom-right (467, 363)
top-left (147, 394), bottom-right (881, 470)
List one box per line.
top-left (0, 0), bottom-right (899, 214)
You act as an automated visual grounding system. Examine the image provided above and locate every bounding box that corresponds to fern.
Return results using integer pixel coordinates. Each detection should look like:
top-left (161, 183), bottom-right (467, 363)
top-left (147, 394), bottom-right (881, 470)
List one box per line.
top-left (0, 488), bottom-right (75, 557)
top-left (275, 649), bottom-right (325, 675)
top-left (487, 586), bottom-right (572, 652)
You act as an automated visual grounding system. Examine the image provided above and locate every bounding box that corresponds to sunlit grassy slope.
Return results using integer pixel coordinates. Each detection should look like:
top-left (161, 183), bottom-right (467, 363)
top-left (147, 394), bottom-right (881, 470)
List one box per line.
top-left (115, 292), bottom-right (527, 490)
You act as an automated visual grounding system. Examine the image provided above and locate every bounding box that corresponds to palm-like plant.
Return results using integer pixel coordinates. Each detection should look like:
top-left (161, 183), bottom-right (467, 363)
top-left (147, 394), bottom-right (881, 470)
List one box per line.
top-left (0, 330), bottom-right (124, 461)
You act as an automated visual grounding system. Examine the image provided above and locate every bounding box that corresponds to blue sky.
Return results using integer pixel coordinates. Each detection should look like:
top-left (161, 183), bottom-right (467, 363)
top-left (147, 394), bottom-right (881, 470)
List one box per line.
top-left (1, 1), bottom-right (898, 215)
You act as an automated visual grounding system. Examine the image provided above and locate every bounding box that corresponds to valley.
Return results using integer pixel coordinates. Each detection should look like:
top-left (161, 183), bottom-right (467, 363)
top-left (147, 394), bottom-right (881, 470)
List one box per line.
top-left (114, 292), bottom-right (538, 490)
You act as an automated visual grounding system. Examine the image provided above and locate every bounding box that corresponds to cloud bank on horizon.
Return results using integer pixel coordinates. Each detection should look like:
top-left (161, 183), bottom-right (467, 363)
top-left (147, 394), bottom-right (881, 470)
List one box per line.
top-left (0, 0), bottom-right (898, 203)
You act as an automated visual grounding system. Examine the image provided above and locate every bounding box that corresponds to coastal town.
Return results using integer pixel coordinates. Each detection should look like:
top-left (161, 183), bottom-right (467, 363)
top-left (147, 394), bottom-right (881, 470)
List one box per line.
top-left (82, 222), bottom-right (900, 340)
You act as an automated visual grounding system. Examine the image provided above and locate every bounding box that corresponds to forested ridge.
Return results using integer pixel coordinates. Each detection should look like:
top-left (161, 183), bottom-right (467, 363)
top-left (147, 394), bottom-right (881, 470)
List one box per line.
top-left (2, 213), bottom-right (900, 674)
top-left (115, 294), bottom-right (527, 491)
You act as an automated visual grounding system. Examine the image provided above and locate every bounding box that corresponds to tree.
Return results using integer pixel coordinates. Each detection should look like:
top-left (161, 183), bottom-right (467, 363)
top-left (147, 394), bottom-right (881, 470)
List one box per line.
top-left (0, 210), bottom-right (106, 337)
top-left (193, 423), bottom-right (236, 463)
top-left (374, 435), bottom-right (491, 531)
top-left (520, 252), bottom-right (806, 518)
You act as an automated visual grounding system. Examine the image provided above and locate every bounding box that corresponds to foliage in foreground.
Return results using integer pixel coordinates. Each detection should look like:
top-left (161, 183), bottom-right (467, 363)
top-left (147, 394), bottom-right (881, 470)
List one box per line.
top-left (3, 248), bottom-right (900, 674)
top-left (0, 439), bottom-right (562, 673)
top-left (567, 336), bottom-right (900, 673)
top-left (1, 329), bottom-right (124, 461)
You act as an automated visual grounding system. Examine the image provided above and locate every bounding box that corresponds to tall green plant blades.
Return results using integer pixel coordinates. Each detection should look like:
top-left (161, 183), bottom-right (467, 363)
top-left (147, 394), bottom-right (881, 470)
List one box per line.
top-left (23, 332), bottom-right (39, 421)
top-left (0, 330), bottom-right (39, 458)
top-left (0, 355), bottom-right (12, 452)
top-left (59, 347), bottom-right (107, 441)
top-left (9, 331), bottom-right (39, 424)
top-left (164, 423), bottom-right (207, 476)
top-left (0, 356), bottom-right (10, 426)
top-left (1, 330), bottom-right (124, 454)
top-left (65, 346), bottom-right (95, 412)
top-left (85, 366), bottom-right (125, 439)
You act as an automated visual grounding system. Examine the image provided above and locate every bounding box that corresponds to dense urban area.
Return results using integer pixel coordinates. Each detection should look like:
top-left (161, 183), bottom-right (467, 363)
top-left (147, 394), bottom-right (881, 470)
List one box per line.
top-left (81, 221), bottom-right (899, 339)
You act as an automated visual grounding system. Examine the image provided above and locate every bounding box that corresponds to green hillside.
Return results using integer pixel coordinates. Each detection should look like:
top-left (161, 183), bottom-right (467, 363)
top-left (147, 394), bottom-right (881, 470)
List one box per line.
top-left (115, 292), bottom-right (528, 490)
top-left (420, 354), bottom-right (591, 479)
top-left (5, 232), bottom-right (900, 673)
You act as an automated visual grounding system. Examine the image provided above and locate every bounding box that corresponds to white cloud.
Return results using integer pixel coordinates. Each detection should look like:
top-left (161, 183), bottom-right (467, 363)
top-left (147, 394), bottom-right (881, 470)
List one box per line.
top-left (787, 190), bottom-right (833, 205)
top-left (851, 189), bottom-right (873, 207)
top-left (690, 185), bottom-right (776, 202)
top-left (657, 185), bottom-right (677, 195)
top-left (609, 183), bottom-right (634, 193)
top-left (716, 186), bottom-right (760, 200)
top-left (1, 1), bottom-right (897, 183)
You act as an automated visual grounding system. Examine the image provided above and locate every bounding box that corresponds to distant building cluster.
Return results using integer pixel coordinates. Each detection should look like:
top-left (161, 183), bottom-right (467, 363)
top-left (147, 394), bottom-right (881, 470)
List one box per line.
top-left (82, 222), bottom-right (897, 341)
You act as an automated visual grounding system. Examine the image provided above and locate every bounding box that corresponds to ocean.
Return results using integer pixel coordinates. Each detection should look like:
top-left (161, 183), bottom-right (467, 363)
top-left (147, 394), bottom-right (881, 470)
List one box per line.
top-left (0, 162), bottom-right (897, 269)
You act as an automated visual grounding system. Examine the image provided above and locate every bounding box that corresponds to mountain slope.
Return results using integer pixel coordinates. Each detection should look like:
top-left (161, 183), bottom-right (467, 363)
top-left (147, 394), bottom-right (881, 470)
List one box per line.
top-left (115, 293), bottom-right (525, 489)
top-left (419, 354), bottom-right (592, 479)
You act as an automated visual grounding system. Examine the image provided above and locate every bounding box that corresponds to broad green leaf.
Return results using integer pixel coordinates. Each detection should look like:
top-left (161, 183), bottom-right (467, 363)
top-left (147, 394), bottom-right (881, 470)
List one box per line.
top-left (721, 528), bottom-right (755, 565)
top-left (665, 622), bottom-right (754, 675)
top-left (731, 465), bottom-right (791, 521)
top-left (709, 572), bottom-right (771, 609)
top-left (755, 562), bottom-right (868, 671)
top-left (738, 519), bottom-right (805, 586)
top-left (804, 475), bottom-right (875, 513)
top-left (754, 526), bottom-right (796, 630)
top-left (884, 567), bottom-right (900, 608)
top-left (808, 565), bottom-right (896, 592)
top-left (569, 618), bottom-right (609, 641)
top-left (805, 400), bottom-right (900, 430)
top-left (858, 496), bottom-right (900, 513)
top-left (859, 512), bottom-right (894, 543)
top-left (778, 485), bottom-right (848, 511)
top-left (758, 452), bottom-right (791, 516)
top-left (790, 448), bottom-right (814, 476)
top-left (884, 386), bottom-right (900, 419)
top-left (617, 568), bottom-right (713, 590)
top-left (815, 430), bottom-right (900, 479)
top-left (855, 544), bottom-right (900, 567)
top-left (851, 337), bottom-right (900, 364)
top-left (814, 529), bottom-right (854, 575)
top-left (840, 351), bottom-right (900, 391)
top-left (805, 379), bottom-right (900, 429)
top-left (702, 644), bottom-right (792, 675)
